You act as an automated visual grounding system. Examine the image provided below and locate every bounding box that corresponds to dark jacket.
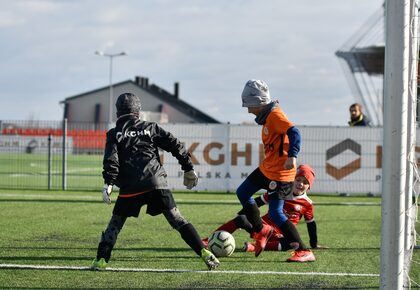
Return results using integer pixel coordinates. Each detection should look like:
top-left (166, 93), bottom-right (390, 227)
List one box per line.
top-left (102, 115), bottom-right (193, 194)
top-left (348, 114), bottom-right (372, 127)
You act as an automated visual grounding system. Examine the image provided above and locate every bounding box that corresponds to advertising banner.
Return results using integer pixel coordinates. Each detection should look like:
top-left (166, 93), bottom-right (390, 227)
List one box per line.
top-left (160, 124), bottom-right (420, 194)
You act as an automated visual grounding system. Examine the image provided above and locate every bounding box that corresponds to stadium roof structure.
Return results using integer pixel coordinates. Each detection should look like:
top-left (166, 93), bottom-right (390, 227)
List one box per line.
top-left (335, 4), bottom-right (385, 126)
top-left (336, 45), bottom-right (384, 76)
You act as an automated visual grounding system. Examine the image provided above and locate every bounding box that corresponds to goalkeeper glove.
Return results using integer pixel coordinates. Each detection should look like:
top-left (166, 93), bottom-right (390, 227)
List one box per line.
top-left (183, 170), bottom-right (198, 189)
top-left (102, 184), bottom-right (113, 205)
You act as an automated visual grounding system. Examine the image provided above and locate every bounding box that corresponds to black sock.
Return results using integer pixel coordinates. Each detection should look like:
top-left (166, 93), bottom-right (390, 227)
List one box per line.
top-left (279, 238), bottom-right (292, 251)
top-left (243, 203), bottom-right (263, 232)
top-left (96, 239), bottom-right (114, 262)
top-left (96, 215), bottom-right (126, 262)
top-left (279, 220), bottom-right (308, 250)
top-left (233, 215), bottom-right (253, 234)
top-left (178, 223), bottom-right (203, 256)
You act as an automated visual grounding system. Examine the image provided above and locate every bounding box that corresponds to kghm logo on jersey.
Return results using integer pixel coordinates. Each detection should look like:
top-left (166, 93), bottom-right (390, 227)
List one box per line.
top-left (116, 130), bottom-right (151, 143)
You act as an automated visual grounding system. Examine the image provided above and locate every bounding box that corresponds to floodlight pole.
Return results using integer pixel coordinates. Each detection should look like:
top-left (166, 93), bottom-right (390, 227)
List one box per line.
top-left (95, 51), bottom-right (127, 124)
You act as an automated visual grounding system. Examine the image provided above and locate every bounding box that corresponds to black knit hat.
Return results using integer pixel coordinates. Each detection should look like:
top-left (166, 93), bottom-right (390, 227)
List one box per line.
top-left (115, 93), bottom-right (141, 117)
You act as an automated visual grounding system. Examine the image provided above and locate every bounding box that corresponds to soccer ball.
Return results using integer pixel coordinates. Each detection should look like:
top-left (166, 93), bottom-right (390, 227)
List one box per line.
top-left (208, 230), bottom-right (235, 257)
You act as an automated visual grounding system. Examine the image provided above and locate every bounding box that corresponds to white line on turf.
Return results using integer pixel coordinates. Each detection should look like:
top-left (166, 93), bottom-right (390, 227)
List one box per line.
top-left (0, 263), bottom-right (379, 277)
top-left (0, 193), bottom-right (99, 200)
top-left (0, 194), bottom-right (380, 205)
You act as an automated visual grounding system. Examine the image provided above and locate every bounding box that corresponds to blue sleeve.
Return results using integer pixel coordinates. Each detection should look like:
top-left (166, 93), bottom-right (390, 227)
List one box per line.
top-left (286, 126), bottom-right (301, 157)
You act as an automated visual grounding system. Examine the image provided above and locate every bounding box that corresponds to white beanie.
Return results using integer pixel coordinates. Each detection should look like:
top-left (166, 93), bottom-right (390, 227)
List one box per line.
top-left (241, 79), bottom-right (272, 108)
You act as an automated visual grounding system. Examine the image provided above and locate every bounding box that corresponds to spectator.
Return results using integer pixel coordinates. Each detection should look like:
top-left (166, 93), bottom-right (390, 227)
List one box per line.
top-left (348, 103), bottom-right (372, 127)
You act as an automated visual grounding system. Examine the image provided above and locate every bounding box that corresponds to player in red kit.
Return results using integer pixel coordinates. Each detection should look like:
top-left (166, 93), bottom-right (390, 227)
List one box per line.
top-left (203, 164), bottom-right (325, 262)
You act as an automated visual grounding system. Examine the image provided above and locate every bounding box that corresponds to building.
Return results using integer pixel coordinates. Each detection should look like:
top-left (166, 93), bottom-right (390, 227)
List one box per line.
top-left (61, 76), bottom-right (220, 125)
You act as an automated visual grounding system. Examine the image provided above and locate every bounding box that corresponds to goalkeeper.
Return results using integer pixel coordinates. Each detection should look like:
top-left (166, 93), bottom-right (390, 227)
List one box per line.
top-left (203, 164), bottom-right (325, 261)
top-left (91, 93), bottom-right (220, 271)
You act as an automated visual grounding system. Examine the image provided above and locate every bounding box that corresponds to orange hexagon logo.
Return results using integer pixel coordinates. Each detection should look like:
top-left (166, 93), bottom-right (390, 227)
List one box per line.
top-left (326, 138), bottom-right (361, 180)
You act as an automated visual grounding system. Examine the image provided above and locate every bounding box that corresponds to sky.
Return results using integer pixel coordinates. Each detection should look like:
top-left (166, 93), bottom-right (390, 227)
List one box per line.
top-left (0, 0), bottom-right (384, 126)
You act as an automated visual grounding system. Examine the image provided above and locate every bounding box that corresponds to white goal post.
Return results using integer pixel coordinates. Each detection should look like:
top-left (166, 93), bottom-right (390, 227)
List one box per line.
top-left (381, 0), bottom-right (419, 289)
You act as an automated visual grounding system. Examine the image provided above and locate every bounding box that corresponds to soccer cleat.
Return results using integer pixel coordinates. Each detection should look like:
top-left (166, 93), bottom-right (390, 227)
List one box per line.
top-left (201, 248), bottom-right (220, 270)
top-left (241, 242), bottom-right (255, 252)
top-left (201, 237), bottom-right (209, 249)
top-left (252, 224), bottom-right (273, 257)
top-left (90, 258), bottom-right (108, 270)
top-left (286, 249), bottom-right (316, 262)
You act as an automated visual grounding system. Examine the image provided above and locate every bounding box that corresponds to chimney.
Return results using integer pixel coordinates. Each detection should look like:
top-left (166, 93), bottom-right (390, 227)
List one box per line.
top-left (174, 82), bottom-right (179, 99)
top-left (134, 76), bottom-right (148, 88)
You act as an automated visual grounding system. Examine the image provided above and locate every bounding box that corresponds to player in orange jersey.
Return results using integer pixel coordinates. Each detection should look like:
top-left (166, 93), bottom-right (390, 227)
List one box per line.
top-left (236, 80), bottom-right (314, 261)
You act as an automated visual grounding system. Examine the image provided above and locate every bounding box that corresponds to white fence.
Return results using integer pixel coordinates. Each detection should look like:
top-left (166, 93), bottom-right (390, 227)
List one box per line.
top-left (1, 122), bottom-right (418, 194)
top-left (159, 124), bottom-right (419, 195)
top-left (0, 135), bottom-right (72, 154)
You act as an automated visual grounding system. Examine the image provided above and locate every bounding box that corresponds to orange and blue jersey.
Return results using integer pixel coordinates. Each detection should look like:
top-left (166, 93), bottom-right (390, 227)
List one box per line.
top-left (259, 106), bottom-right (298, 182)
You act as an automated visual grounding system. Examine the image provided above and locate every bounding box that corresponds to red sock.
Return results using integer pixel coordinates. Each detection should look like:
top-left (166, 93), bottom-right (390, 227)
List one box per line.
top-left (265, 240), bottom-right (281, 251)
top-left (215, 219), bottom-right (238, 234)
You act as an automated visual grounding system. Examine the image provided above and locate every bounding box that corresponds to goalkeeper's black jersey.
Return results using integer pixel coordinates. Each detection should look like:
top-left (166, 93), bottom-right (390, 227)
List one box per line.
top-left (102, 115), bottom-right (193, 194)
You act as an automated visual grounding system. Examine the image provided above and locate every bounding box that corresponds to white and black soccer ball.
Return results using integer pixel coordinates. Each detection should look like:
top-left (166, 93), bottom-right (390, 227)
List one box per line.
top-left (208, 230), bottom-right (235, 257)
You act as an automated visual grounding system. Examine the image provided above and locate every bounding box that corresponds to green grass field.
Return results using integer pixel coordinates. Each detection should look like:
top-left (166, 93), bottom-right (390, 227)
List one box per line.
top-left (0, 189), bottom-right (418, 289)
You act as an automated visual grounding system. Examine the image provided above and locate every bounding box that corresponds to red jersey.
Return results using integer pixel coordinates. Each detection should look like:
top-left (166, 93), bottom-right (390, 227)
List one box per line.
top-left (259, 106), bottom-right (296, 182)
top-left (261, 192), bottom-right (314, 238)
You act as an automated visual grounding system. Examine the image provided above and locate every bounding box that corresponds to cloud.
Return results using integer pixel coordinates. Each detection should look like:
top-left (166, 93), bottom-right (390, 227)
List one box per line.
top-left (16, 0), bottom-right (61, 13)
top-left (0, 11), bottom-right (26, 27)
top-left (0, 0), bottom-right (384, 125)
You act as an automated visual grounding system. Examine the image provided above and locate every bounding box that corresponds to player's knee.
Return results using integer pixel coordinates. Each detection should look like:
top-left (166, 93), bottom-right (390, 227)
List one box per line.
top-left (163, 207), bottom-right (188, 230)
top-left (268, 208), bottom-right (288, 225)
top-left (236, 179), bottom-right (259, 207)
top-left (236, 188), bottom-right (254, 207)
top-left (234, 215), bottom-right (249, 228)
top-left (235, 187), bottom-right (246, 201)
top-left (109, 215), bottom-right (126, 231)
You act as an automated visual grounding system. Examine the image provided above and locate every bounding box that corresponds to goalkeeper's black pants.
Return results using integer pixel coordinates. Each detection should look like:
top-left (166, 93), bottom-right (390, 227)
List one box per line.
top-left (96, 213), bottom-right (205, 262)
